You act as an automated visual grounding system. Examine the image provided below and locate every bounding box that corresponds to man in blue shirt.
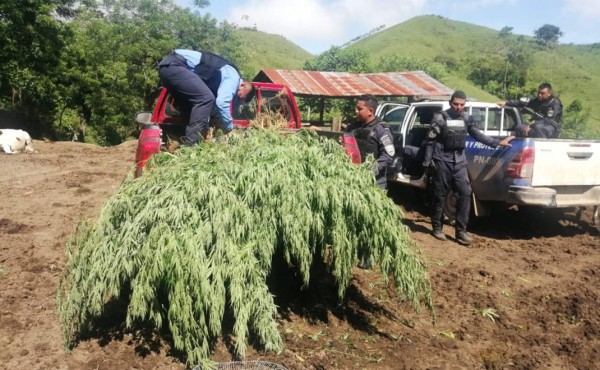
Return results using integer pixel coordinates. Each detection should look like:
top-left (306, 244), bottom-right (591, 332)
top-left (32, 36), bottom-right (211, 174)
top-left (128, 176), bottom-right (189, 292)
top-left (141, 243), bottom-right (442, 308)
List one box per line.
top-left (158, 49), bottom-right (254, 146)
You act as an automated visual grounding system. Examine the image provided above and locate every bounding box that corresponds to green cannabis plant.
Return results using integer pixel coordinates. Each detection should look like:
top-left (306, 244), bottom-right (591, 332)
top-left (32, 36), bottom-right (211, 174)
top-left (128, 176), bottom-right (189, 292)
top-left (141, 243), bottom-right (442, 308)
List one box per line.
top-left (57, 129), bottom-right (432, 368)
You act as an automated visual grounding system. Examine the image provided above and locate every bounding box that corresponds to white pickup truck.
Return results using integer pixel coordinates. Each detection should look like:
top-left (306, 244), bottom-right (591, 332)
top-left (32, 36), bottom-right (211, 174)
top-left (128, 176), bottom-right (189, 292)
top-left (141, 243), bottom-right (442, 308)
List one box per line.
top-left (378, 100), bottom-right (600, 224)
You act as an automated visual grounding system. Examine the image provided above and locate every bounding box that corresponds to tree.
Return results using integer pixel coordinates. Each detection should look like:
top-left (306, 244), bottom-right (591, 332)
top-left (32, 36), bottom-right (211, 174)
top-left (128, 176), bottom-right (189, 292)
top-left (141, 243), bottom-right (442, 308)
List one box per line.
top-left (303, 46), bottom-right (372, 73)
top-left (302, 47), bottom-right (374, 123)
top-left (534, 24), bottom-right (563, 47)
top-left (0, 0), bottom-right (246, 144)
top-left (377, 54), bottom-right (447, 80)
top-left (499, 26), bottom-right (513, 37)
top-left (0, 0), bottom-right (77, 131)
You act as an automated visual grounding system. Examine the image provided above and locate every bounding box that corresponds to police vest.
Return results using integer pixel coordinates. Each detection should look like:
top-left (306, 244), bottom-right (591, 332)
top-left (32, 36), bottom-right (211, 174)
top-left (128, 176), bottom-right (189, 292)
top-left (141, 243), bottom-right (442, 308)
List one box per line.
top-left (354, 119), bottom-right (386, 162)
top-left (194, 51), bottom-right (240, 81)
top-left (439, 110), bottom-right (468, 150)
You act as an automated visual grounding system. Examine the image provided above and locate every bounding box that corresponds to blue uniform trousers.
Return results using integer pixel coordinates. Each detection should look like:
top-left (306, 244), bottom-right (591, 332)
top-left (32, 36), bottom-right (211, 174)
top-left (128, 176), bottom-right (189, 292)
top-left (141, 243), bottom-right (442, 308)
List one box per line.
top-left (158, 54), bottom-right (215, 145)
top-left (431, 160), bottom-right (471, 233)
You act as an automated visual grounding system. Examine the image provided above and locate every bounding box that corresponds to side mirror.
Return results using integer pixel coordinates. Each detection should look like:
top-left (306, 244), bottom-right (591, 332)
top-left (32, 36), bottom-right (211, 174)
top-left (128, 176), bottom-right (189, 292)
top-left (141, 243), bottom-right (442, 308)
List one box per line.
top-left (135, 112), bottom-right (152, 126)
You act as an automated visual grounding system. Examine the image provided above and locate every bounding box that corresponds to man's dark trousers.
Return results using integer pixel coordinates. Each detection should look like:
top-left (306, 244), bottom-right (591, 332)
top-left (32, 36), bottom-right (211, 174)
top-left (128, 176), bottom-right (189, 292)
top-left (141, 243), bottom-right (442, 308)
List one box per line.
top-left (158, 55), bottom-right (215, 145)
top-left (431, 160), bottom-right (471, 233)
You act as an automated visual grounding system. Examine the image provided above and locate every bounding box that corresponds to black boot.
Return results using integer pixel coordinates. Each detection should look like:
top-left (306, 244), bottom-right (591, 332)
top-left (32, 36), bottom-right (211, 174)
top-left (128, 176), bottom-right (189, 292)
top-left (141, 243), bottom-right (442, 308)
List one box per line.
top-left (455, 231), bottom-right (472, 246)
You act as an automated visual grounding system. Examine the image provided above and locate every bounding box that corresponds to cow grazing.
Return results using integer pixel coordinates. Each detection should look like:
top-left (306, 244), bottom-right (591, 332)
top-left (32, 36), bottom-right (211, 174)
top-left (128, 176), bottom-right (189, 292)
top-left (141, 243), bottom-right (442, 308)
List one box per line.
top-left (0, 129), bottom-right (35, 154)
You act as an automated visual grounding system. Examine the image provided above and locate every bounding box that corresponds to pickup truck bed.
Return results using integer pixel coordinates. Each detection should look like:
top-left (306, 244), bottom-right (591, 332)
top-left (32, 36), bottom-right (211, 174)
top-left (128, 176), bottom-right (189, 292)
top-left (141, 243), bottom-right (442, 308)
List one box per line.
top-left (134, 83), bottom-right (361, 176)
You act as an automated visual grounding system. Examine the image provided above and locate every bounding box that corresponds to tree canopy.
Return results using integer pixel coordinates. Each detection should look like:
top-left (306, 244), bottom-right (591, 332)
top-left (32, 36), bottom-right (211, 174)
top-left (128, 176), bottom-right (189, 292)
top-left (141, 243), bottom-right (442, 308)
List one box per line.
top-left (534, 24), bottom-right (563, 47)
top-left (0, 0), bottom-right (247, 144)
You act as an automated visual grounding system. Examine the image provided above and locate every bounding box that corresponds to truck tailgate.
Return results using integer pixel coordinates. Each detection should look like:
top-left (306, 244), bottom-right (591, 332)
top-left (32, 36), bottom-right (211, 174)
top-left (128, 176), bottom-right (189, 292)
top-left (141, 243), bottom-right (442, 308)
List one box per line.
top-left (531, 140), bottom-right (600, 186)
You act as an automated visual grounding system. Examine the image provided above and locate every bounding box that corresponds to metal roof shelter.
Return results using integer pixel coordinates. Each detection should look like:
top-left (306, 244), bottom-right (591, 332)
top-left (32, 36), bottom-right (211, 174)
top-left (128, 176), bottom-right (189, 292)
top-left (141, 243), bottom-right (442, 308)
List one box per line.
top-left (253, 69), bottom-right (454, 125)
top-left (253, 69), bottom-right (454, 100)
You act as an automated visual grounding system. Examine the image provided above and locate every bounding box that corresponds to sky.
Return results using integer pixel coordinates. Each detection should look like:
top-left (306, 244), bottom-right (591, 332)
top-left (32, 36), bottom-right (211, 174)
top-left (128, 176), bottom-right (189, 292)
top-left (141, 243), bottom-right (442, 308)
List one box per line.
top-left (181, 0), bottom-right (600, 54)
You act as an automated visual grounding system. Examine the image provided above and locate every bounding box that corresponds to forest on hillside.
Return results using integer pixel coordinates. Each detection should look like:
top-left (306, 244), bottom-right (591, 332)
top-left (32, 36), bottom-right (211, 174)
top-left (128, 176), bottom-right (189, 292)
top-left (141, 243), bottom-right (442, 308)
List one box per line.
top-left (1, 2), bottom-right (597, 144)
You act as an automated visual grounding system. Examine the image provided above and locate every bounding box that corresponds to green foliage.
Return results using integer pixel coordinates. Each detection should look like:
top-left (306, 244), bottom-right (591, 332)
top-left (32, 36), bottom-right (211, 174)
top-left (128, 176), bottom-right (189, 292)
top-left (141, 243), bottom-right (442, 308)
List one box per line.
top-left (499, 27), bottom-right (513, 37)
top-left (352, 15), bottom-right (600, 133)
top-left (0, 0), bottom-right (75, 129)
top-left (57, 129), bottom-right (433, 368)
top-left (0, 0), bottom-right (246, 144)
top-left (377, 54), bottom-right (447, 80)
top-left (561, 99), bottom-right (590, 138)
top-left (304, 46), bottom-right (373, 73)
top-left (302, 46), bottom-right (374, 123)
top-left (534, 24), bottom-right (563, 47)
top-left (479, 308), bottom-right (500, 323)
top-left (4, 11), bottom-right (600, 141)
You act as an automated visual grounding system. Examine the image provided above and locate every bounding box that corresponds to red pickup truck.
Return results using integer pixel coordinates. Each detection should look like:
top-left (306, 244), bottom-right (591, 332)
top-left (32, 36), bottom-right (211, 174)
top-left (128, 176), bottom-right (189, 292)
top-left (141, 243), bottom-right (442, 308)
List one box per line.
top-left (134, 82), bottom-right (361, 176)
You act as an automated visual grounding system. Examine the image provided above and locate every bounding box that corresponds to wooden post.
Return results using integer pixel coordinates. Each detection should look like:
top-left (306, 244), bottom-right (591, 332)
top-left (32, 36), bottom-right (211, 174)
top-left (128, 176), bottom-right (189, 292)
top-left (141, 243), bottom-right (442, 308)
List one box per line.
top-left (319, 98), bottom-right (325, 125)
top-left (332, 117), bottom-right (342, 132)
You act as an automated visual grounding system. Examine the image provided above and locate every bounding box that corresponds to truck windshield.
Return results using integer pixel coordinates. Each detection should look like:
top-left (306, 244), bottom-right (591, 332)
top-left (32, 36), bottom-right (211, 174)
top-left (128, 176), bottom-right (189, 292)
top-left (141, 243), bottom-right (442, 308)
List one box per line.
top-left (470, 107), bottom-right (519, 131)
top-left (232, 89), bottom-right (291, 122)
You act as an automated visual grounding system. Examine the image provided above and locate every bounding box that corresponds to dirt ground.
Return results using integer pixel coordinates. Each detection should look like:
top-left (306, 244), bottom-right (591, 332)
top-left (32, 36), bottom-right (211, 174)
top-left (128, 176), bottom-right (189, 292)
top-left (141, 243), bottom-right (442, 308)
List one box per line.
top-left (1, 139), bottom-right (599, 370)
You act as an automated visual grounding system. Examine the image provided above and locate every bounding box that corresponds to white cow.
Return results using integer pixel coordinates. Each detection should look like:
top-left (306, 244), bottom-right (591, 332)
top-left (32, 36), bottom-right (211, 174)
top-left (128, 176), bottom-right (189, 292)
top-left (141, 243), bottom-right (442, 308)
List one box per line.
top-left (0, 129), bottom-right (35, 154)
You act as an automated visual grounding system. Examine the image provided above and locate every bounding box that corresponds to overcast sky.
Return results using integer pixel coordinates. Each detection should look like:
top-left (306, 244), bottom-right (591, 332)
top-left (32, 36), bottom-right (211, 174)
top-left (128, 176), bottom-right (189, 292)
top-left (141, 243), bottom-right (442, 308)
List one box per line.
top-left (181, 0), bottom-right (600, 54)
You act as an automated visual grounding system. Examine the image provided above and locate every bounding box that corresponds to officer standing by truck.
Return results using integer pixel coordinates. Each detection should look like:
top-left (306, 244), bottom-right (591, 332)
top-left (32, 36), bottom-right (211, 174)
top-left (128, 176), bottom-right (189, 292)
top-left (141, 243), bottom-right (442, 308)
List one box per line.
top-left (497, 82), bottom-right (563, 138)
top-left (346, 94), bottom-right (395, 269)
top-left (345, 94), bottom-right (395, 190)
top-left (157, 49), bottom-right (254, 146)
top-left (424, 91), bottom-right (513, 246)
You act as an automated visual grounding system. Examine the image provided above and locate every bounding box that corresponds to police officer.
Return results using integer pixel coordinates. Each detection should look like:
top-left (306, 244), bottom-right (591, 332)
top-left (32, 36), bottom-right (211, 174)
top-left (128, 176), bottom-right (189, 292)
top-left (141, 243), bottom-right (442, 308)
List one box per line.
top-left (424, 91), bottom-right (513, 246)
top-left (158, 49), bottom-right (254, 146)
top-left (345, 94), bottom-right (395, 189)
top-left (498, 82), bottom-right (563, 138)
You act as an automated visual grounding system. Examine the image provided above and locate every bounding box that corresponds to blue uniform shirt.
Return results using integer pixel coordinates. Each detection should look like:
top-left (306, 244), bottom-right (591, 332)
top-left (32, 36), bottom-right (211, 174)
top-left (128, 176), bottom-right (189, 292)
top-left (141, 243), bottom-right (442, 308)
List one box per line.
top-left (174, 49), bottom-right (241, 131)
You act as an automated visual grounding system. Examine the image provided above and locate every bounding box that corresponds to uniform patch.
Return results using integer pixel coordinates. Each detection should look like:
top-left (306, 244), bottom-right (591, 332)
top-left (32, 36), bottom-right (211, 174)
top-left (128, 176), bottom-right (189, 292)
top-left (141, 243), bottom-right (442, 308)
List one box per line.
top-left (547, 109), bottom-right (554, 117)
top-left (446, 119), bottom-right (465, 128)
top-left (381, 135), bottom-right (395, 156)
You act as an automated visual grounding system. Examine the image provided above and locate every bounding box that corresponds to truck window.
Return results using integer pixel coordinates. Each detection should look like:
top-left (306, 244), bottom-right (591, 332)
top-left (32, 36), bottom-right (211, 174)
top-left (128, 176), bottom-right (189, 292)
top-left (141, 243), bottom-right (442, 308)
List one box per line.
top-left (470, 107), bottom-right (487, 130)
top-left (405, 107), bottom-right (435, 147)
top-left (260, 90), bottom-right (291, 121)
top-left (503, 108), bottom-right (519, 131)
top-left (232, 96), bottom-right (257, 120)
top-left (382, 106), bottom-right (408, 133)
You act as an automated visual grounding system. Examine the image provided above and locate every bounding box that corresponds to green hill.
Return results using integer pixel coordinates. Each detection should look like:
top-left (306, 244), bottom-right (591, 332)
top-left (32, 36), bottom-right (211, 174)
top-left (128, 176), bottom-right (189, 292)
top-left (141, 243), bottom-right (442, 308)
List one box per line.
top-left (236, 28), bottom-right (313, 78)
top-left (351, 15), bottom-right (600, 135)
top-left (239, 16), bottom-right (600, 135)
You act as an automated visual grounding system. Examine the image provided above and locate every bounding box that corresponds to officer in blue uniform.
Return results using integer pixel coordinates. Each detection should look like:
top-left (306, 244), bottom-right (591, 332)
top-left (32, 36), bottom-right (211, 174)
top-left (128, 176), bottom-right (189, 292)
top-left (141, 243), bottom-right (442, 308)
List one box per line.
top-left (498, 82), bottom-right (563, 138)
top-left (158, 49), bottom-right (254, 146)
top-left (345, 94), bottom-right (395, 189)
top-left (424, 91), bottom-right (513, 246)
top-left (345, 94), bottom-right (395, 269)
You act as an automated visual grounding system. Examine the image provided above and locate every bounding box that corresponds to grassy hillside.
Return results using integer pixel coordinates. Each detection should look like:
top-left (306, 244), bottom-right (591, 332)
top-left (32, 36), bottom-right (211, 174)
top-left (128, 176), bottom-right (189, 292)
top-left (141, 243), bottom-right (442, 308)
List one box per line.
top-left (239, 16), bottom-right (600, 136)
top-left (236, 28), bottom-right (313, 79)
top-left (352, 15), bottom-right (600, 135)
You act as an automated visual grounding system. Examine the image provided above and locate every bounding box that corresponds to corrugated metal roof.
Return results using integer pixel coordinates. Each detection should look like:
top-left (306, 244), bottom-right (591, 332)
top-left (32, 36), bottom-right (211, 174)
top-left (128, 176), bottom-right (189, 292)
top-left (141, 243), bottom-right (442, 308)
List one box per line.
top-left (253, 69), bottom-right (454, 99)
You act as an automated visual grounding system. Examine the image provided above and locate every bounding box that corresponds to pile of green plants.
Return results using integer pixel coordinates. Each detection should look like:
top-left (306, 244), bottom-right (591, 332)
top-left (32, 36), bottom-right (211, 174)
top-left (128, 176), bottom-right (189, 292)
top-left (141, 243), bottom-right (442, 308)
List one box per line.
top-left (57, 129), bottom-right (433, 368)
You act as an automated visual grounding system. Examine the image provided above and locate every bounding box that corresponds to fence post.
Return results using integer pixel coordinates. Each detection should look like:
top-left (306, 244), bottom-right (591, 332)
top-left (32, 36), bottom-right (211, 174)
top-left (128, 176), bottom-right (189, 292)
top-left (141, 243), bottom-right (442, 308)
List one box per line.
top-left (332, 117), bottom-right (342, 131)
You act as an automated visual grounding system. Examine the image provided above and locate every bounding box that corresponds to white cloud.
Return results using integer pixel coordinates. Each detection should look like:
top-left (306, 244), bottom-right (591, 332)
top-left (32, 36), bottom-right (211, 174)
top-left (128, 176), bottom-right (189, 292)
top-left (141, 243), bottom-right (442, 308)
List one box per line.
top-left (563, 0), bottom-right (600, 18)
top-left (227, 0), bottom-right (427, 53)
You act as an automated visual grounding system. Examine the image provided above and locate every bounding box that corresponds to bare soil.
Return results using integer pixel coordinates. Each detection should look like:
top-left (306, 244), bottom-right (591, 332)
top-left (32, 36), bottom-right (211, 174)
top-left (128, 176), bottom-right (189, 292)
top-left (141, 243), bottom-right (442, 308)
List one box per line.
top-left (1, 140), bottom-right (599, 370)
